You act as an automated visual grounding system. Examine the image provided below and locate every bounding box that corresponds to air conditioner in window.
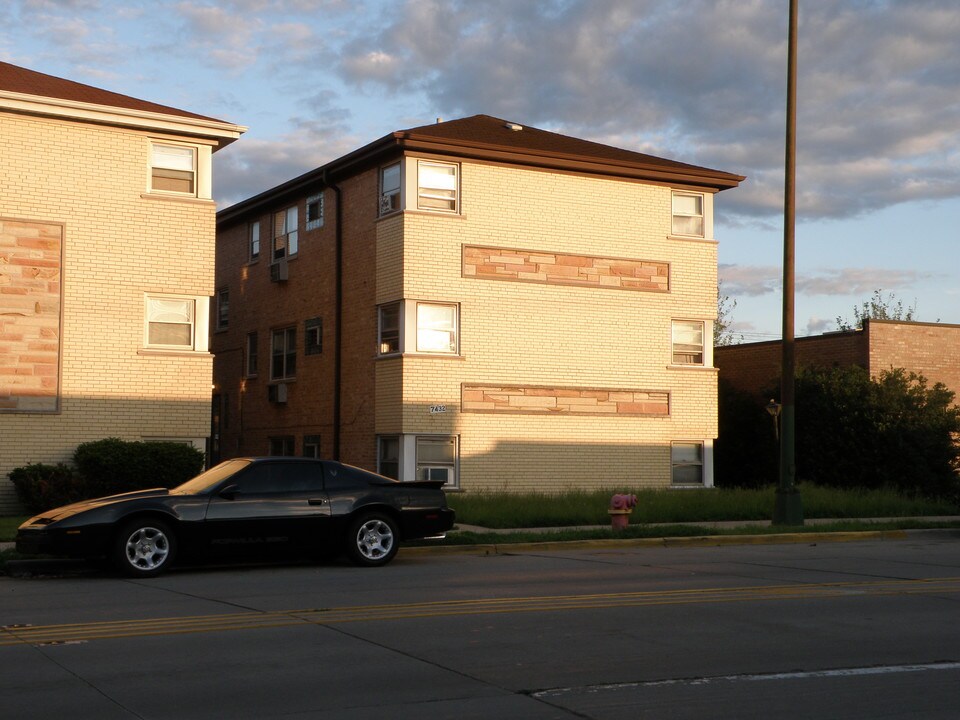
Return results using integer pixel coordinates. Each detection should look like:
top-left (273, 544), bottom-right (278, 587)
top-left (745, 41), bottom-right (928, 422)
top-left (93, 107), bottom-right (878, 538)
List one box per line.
top-left (270, 258), bottom-right (289, 282)
top-left (268, 383), bottom-right (288, 403)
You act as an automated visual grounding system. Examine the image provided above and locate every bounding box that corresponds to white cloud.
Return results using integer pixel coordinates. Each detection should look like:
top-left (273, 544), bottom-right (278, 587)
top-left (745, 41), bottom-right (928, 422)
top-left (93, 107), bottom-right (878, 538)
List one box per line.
top-left (327, 0), bottom-right (960, 224)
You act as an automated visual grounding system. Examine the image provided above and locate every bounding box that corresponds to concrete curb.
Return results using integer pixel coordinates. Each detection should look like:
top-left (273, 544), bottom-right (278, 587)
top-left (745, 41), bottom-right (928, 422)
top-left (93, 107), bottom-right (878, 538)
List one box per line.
top-left (403, 528), bottom-right (919, 557)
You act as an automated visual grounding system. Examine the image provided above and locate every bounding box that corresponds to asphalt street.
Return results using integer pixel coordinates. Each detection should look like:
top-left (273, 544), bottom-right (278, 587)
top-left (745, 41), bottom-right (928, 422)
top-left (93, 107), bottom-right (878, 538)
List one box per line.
top-left (2, 531), bottom-right (959, 719)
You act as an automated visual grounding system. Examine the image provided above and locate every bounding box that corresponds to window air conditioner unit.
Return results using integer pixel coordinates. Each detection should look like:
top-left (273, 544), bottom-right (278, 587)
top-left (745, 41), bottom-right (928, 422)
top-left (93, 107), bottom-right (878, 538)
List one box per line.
top-left (270, 258), bottom-right (289, 282)
top-left (269, 383), bottom-right (288, 403)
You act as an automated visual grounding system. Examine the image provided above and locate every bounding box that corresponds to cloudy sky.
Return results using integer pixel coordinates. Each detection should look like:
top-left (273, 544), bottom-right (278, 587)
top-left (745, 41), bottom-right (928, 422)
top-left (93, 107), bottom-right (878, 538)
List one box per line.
top-left (3, 0), bottom-right (958, 339)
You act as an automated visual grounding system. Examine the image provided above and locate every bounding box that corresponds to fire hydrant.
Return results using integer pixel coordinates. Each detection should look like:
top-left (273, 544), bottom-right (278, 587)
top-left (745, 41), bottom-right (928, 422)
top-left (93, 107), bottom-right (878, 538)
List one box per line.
top-left (608, 493), bottom-right (638, 530)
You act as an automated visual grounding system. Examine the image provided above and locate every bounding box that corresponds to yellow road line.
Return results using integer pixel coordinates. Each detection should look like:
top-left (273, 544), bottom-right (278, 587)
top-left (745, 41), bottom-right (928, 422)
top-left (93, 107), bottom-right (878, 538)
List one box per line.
top-left (3, 577), bottom-right (959, 647)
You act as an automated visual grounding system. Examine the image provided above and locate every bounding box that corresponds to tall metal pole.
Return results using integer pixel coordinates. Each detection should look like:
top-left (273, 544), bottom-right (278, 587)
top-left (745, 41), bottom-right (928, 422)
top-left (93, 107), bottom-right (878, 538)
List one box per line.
top-left (774, 0), bottom-right (804, 525)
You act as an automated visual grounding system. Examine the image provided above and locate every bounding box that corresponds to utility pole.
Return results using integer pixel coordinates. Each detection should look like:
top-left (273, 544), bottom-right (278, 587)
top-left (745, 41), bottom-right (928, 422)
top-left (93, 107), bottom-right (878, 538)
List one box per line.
top-left (774, 0), bottom-right (804, 525)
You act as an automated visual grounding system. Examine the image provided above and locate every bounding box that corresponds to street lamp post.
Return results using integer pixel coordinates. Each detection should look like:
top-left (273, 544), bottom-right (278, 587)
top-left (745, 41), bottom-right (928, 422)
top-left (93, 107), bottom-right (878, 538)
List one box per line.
top-left (765, 399), bottom-right (781, 441)
top-left (774, 0), bottom-right (804, 526)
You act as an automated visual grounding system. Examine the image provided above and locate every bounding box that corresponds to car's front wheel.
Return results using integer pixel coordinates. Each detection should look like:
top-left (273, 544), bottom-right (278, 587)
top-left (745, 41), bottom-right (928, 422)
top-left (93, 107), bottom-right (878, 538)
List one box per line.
top-left (345, 512), bottom-right (398, 567)
top-left (113, 519), bottom-right (177, 577)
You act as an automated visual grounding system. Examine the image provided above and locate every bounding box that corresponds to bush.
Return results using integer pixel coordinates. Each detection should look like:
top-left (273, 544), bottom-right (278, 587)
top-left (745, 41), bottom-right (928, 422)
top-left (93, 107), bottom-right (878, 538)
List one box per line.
top-left (794, 367), bottom-right (960, 499)
top-left (9, 463), bottom-right (86, 515)
top-left (73, 438), bottom-right (204, 496)
top-left (717, 365), bottom-right (960, 500)
top-left (714, 379), bottom-right (778, 488)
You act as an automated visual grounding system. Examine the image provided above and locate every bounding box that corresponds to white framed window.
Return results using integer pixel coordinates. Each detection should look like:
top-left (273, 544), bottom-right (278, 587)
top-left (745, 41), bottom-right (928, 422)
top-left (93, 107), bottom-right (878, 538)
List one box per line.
top-left (215, 288), bottom-right (229, 331)
top-left (672, 191), bottom-right (704, 237)
top-left (672, 320), bottom-right (704, 366)
top-left (417, 160), bottom-right (458, 212)
top-left (379, 162), bottom-right (401, 216)
top-left (416, 436), bottom-right (458, 487)
top-left (271, 327), bottom-right (296, 380)
top-left (378, 300), bottom-right (460, 356)
top-left (245, 332), bottom-right (258, 377)
top-left (249, 221), bottom-right (261, 261)
top-left (378, 436), bottom-right (400, 479)
top-left (303, 434), bottom-right (321, 459)
top-left (305, 317), bottom-right (322, 355)
top-left (378, 303), bottom-right (401, 355)
top-left (672, 442), bottom-right (704, 485)
top-left (269, 436), bottom-right (295, 456)
top-left (273, 206), bottom-right (298, 261)
top-left (306, 193), bottom-right (324, 230)
top-left (150, 143), bottom-right (196, 195)
top-left (144, 295), bottom-right (208, 351)
top-left (416, 302), bottom-right (458, 354)
top-left (379, 435), bottom-right (459, 487)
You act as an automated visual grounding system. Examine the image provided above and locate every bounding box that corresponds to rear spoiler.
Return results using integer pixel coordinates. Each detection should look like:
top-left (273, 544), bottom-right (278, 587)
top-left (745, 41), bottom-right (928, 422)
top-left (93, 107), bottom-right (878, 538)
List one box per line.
top-left (372, 479), bottom-right (448, 490)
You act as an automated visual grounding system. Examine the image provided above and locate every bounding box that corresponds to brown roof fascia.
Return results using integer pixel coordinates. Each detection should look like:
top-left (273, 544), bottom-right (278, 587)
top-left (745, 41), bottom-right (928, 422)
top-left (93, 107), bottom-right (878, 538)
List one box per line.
top-left (216, 134), bottom-right (404, 228)
top-left (396, 135), bottom-right (744, 189)
top-left (0, 61), bottom-right (245, 148)
top-left (217, 126), bottom-right (744, 227)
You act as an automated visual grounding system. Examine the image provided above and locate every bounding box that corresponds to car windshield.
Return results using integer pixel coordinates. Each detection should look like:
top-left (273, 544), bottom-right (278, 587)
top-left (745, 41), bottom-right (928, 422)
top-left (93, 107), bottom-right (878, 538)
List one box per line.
top-left (170, 459), bottom-right (252, 495)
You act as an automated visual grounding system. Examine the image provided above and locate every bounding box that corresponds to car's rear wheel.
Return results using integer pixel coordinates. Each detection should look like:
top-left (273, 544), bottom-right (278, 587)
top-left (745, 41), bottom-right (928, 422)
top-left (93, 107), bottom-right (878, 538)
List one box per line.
top-left (345, 512), bottom-right (398, 567)
top-left (113, 519), bottom-right (177, 577)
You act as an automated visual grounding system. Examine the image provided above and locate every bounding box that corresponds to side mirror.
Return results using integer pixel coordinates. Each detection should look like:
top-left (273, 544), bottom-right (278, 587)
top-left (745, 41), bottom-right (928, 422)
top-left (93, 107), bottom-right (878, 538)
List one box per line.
top-left (219, 483), bottom-right (240, 500)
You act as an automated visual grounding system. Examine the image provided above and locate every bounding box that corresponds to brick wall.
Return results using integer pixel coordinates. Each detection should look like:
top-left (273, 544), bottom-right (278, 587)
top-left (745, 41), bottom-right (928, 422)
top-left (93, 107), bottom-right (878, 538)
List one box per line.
top-left (215, 153), bottom-right (727, 492)
top-left (866, 320), bottom-right (960, 403)
top-left (0, 110), bottom-right (217, 513)
top-left (715, 320), bottom-right (960, 407)
top-left (392, 158), bottom-right (720, 491)
top-left (715, 330), bottom-right (867, 397)
top-left (213, 171), bottom-right (379, 468)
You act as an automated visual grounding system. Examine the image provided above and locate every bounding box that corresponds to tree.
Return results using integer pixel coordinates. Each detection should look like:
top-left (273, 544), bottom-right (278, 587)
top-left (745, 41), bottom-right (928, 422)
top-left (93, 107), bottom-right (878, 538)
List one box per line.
top-left (835, 289), bottom-right (917, 331)
top-left (793, 366), bottom-right (958, 498)
top-left (716, 364), bottom-right (960, 500)
top-left (715, 284), bottom-right (743, 346)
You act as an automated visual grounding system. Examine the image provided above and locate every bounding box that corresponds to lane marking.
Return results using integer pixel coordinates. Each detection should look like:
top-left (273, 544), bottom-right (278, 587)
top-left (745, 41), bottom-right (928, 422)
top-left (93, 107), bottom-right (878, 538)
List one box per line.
top-left (3, 576), bottom-right (959, 647)
top-left (532, 661), bottom-right (960, 698)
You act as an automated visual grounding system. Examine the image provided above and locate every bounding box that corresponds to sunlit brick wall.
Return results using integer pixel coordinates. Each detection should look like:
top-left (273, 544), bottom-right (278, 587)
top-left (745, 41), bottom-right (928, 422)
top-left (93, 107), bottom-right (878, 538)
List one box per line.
top-left (0, 110), bottom-right (217, 512)
top-left (385, 159), bottom-right (720, 491)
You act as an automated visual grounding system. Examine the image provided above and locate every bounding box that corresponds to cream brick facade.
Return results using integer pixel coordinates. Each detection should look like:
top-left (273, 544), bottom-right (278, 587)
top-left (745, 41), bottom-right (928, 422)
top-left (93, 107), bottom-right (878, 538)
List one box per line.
top-left (215, 115), bottom-right (740, 494)
top-left (380, 158), bottom-right (720, 491)
top-left (0, 64), bottom-right (243, 512)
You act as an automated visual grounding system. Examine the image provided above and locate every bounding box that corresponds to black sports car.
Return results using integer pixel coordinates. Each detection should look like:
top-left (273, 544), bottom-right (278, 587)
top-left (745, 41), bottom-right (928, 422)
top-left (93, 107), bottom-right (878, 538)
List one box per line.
top-left (16, 457), bottom-right (455, 576)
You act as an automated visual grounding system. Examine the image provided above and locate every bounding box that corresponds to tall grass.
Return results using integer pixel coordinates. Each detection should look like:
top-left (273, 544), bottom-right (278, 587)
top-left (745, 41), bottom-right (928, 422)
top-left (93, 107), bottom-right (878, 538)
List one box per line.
top-left (449, 486), bottom-right (958, 529)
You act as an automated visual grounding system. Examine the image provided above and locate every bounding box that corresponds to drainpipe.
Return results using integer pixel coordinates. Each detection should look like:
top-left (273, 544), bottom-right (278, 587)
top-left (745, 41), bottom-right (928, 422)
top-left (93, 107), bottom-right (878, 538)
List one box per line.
top-left (323, 170), bottom-right (343, 461)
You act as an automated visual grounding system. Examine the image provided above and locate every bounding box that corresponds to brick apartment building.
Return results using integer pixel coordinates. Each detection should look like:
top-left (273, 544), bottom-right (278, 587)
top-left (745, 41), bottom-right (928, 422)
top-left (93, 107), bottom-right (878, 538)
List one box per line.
top-left (715, 319), bottom-right (960, 404)
top-left (0, 62), bottom-right (244, 512)
top-left (213, 115), bottom-right (743, 492)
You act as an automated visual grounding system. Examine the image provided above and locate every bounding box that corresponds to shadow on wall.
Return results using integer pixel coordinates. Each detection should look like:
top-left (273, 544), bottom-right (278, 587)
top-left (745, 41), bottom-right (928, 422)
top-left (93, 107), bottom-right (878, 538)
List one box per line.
top-left (0, 396), bottom-right (211, 514)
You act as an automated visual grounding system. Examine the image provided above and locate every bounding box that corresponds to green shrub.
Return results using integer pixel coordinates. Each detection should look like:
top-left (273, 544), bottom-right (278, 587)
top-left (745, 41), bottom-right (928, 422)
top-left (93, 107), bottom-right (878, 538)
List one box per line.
top-left (717, 365), bottom-right (960, 500)
top-left (73, 438), bottom-right (204, 496)
top-left (9, 463), bottom-right (86, 515)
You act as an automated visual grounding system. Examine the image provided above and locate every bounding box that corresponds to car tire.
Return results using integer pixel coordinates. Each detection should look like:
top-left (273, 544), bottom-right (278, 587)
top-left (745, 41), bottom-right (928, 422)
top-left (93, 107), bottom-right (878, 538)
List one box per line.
top-left (345, 512), bottom-right (399, 567)
top-left (113, 518), bottom-right (177, 577)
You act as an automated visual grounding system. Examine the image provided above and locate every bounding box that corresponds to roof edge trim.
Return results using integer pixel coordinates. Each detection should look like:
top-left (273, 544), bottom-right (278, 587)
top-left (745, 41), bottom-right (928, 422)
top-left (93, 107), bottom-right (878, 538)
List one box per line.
top-left (0, 90), bottom-right (247, 147)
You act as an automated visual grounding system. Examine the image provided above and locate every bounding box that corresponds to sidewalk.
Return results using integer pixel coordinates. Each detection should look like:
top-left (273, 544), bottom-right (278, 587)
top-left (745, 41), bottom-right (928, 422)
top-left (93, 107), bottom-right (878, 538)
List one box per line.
top-left (452, 516), bottom-right (960, 535)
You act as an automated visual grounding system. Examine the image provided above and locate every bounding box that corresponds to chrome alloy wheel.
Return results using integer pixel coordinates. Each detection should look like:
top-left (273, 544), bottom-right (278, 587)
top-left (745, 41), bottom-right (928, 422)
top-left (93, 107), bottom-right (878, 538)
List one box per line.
top-left (124, 526), bottom-right (171, 571)
top-left (355, 518), bottom-right (395, 561)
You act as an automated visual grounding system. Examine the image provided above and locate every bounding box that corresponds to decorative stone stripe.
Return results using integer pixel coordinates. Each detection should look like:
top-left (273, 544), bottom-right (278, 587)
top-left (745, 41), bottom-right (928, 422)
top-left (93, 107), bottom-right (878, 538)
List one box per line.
top-left (462, 383), bottom-right (669, 416)
top-left (462, 245), bottom-right (669, 292)
top-left (0, 219), bottom-right (62, 412)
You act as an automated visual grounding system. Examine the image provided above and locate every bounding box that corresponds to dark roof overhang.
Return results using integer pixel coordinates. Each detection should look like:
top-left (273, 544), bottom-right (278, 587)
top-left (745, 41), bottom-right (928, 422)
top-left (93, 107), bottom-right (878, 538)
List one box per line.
top-left (217, 117), bottom-right (745, 228)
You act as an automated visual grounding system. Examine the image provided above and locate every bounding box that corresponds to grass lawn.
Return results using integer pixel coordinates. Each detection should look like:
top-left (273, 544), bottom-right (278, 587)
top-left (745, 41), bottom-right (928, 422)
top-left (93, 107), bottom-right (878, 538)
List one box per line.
top-left (448, 485), bottom-right (959, 529)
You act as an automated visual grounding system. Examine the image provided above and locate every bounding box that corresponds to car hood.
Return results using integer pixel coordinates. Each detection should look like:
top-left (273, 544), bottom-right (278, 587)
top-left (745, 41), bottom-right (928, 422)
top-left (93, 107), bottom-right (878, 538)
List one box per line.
top-left (27, 488), bottom-right (171, 524)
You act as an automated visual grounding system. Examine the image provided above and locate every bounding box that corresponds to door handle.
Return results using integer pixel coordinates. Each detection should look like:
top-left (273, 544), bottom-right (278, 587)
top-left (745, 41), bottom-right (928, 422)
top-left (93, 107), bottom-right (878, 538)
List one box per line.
top-left (308, 498), bottom-right (325, 506)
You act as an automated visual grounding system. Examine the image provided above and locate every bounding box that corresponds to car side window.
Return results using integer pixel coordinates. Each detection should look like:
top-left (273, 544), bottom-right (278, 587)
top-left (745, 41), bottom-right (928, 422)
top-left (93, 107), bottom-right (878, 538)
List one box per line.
top-left (233, 462), bottom-right (324, 494)
top-left (324, 464), bottom-right (367, 491)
